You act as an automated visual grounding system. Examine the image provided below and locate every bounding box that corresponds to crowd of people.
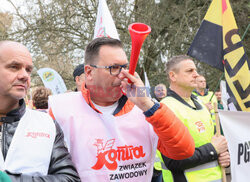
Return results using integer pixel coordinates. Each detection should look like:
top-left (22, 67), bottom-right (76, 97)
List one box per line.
top-left (0, 38), bottom-right (230, 182)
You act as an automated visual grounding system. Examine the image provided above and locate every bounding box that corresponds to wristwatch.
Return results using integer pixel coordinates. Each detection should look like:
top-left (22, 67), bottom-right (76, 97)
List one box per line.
top-left (143, 99), bottom-right (160, 117)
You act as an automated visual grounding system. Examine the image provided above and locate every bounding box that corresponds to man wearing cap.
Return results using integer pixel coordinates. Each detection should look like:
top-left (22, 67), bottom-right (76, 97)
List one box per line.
top-left (73, 64), bottom-right (85, 91)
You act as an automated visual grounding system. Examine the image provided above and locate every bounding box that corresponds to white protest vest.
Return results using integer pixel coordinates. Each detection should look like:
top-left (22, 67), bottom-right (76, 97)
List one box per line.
top-left (0, 109), bottom-right (56, 175)
top-left (49, 92), bottom-right (158, 182)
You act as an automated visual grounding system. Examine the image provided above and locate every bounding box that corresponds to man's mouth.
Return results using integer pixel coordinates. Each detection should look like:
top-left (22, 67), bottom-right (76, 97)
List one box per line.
top-left (14, 84), bottom-right (27, 89)
top-left (112, 82), bottom-right (121, 87)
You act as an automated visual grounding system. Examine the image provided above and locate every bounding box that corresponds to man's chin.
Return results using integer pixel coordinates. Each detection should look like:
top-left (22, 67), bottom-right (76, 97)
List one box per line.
top-left (112, 91), bottom-right (123, 99)
top-left (16, 95), bottom-right (26, 100)
top-left (107, 89), bottom-right (122, 101)
top-left (12, 91), bottom-right (27, 100)
top-left (101, 93), bottom-right (122, 104)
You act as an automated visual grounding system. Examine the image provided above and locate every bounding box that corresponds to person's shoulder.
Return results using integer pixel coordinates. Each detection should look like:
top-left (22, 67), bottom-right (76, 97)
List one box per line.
top-left (160, 96), bottom-right (172, 104)
top-left (160, 97), bottom-right (167, 103)
top-left (192, 90), bottom-right (199, 95)
top-left (28, 108), bottom-right (45, 114)
top-left (115, 98), bottom-right (135, 116)
top-left (28, 108), bottom-right (53, 120)
top-left (49, 91), bottom-right (81, 103)
top-left (51, 91), bottom-right (80, 98)
top-left (208, 91), bottom-right (214, 95)
top-left (195, 96), bottom-right (203, 104)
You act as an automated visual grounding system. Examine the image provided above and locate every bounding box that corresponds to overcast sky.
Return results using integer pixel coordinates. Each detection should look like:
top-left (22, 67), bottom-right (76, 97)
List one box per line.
top-left (1, 0), bottom-right (23, 12)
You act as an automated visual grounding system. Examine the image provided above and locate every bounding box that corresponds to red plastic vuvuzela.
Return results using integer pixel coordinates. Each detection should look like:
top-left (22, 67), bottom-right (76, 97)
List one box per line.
top-left (128, 23), bottom-right (151, 82)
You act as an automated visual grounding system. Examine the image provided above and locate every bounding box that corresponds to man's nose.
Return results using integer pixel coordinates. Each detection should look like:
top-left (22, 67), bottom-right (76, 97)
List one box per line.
top-left (18, 68), bottom-right (29, 80)
top-left (193, 71), bottom-right (199, 78)
top-left (117, 69), bottom-right (125, 79)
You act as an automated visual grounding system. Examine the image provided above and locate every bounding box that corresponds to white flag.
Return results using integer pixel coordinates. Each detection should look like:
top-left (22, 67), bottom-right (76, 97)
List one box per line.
top-left (219, 110), bottom-right (250, 182)
top-left (37, 68), bottom-right (67, 95)
top-left (221, 80), bottom-right (237, 111)
top-left (144, 71), bottom-right (151, 98)
top-left (94, 0), bottom-right (119, 39)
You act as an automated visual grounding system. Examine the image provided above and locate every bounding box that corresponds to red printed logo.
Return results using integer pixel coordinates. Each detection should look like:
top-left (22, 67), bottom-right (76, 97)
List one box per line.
top-left (96, 27), bottom-right (111, 38)
top-left (91, 139), bottom-right (146, 171)
top-left (96, 17), bottom-right (111, 38)
top-left (25, 132), bottom-right (50, 139)
top-left (195, 121), bottom-right (205, 133)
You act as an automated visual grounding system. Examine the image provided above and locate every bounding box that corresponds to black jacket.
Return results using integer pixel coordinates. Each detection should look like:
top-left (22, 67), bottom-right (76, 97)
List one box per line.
top-left (1, 99), bottom-right (80, 182)
top-left (161, 89), bottom-right (218, 182)
top-left (162, 143), bottom-right (218, 182)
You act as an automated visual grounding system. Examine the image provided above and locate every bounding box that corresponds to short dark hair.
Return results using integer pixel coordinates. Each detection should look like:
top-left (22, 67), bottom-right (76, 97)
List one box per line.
top-left (166, 55), bottom-right (192, 81)
top-left (85, 37), bottom-right (123, 64)
top-left (73, 64), bottom-right (85, 81)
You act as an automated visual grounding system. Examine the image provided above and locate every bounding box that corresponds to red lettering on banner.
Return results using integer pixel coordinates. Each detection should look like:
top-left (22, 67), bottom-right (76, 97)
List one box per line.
top-left (91, 139), bottom-right (146, 170)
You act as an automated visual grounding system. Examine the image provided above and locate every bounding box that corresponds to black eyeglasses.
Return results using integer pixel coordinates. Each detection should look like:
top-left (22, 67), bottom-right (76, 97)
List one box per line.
top-left (90, 63), bottom-right (129, 76)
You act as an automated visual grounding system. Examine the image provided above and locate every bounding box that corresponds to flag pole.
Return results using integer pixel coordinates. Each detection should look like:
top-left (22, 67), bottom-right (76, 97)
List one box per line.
top-left (241, 24), bottom-right (249, 40)
top-left (209, 73), bottom-right (224, 102)
top-left (104, 27), bottom-right (107, 37)
top-left (214, 103), bottom-right (227, 182)
top-left (142, 64), bottom-right (146, 83)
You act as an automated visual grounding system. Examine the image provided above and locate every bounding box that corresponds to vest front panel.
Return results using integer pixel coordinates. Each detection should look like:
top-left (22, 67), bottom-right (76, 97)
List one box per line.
top-left (50, 92), bottom-right (158, 182)
top-left (0, 109), bottom-right (55, 175)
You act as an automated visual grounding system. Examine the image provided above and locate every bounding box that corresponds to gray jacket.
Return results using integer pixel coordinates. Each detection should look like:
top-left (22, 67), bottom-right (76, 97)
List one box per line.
top-left (1, 99), bottom-right (80, 182)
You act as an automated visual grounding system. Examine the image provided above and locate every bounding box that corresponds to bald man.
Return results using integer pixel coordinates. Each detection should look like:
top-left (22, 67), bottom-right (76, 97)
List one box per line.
top-left (154, 83), bottom-right (167, 101)
top-left (0, 41), bottom-right (80, 182)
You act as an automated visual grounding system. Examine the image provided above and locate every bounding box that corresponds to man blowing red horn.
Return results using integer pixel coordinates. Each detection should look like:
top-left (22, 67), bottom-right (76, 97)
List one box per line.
top-left (49, 37), bottom-right (195, 181)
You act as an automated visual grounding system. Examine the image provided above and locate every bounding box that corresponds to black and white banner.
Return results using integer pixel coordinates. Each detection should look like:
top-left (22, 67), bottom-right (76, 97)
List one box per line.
top-left (219, 110), bottom-right (250, 182)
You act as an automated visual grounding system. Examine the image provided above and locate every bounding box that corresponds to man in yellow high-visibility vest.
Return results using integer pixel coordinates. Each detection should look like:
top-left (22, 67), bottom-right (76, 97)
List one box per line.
top-left (193, 75), bottom-right (218, 123)
top-left (160, 55), bottom-right (230, 182)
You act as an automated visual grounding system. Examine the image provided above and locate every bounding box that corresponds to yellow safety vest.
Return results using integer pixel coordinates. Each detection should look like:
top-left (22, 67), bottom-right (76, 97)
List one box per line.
top-left (193, 91), bottom-right (218, 124)
top-left (154, 150), bottom-right (173, 182)
top-left (161, 96), bottom-right (222, 182)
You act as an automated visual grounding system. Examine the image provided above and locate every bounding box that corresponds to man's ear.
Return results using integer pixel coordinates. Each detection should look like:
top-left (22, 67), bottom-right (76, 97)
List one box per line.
top-left (169, 71), bottom-right (176, 82)
top-left (84, 65), bottom-right (93, 81)
top-left (75, 76), bottom-right (79, 83)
